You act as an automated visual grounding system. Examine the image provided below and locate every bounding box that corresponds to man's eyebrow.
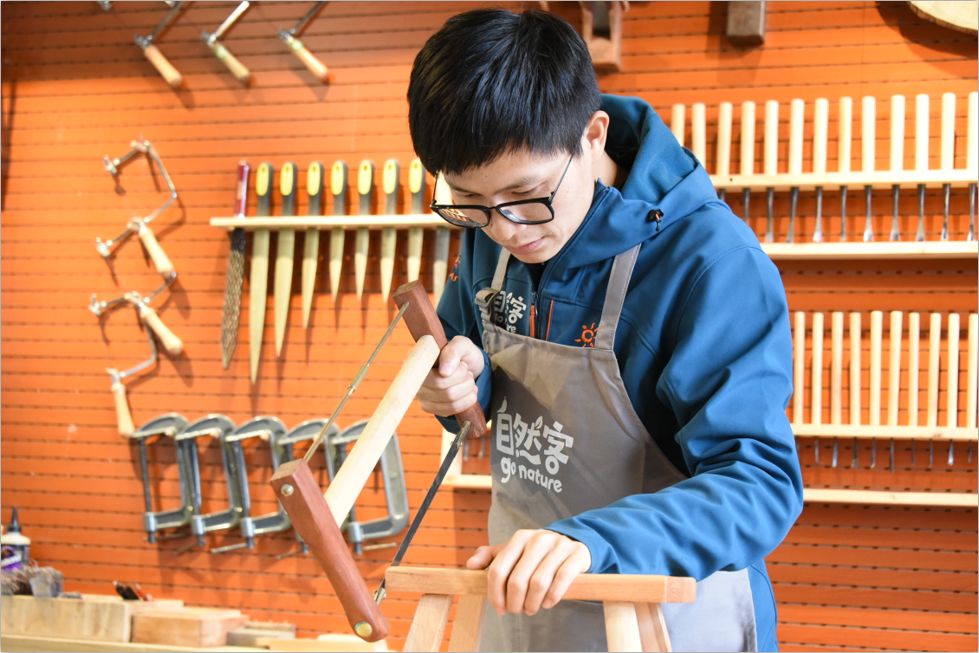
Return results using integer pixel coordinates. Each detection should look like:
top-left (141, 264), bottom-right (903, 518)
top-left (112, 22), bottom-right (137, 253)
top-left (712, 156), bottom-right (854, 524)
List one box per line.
top-left (448, 175), bottom-right (544, 196)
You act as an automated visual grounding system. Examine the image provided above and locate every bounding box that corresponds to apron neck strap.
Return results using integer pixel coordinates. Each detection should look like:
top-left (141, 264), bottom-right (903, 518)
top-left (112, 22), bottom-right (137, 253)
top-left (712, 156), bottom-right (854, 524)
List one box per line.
top-left (595, 244), bottom-right (641, 349)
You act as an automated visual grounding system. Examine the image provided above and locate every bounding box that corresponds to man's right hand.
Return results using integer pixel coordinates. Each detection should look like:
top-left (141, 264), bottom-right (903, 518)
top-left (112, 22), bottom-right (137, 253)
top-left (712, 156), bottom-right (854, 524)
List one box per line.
top-left (417, 335), bottom-right (485, 417)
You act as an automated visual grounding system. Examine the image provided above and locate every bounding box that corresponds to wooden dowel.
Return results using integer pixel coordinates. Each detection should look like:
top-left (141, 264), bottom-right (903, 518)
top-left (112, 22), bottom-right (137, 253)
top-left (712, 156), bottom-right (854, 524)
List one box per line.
top-left (888, 310), bottom-right (903, 426)
top-left (764, 100), bottom-right (779, 176)
top-left (968, 314), bottom-right (978, 430)
top-left (811, 312), bottom-right (824, 425)
top-left (946, 313), bottom-right (960, 428)
top-left (740, 101), bottom-right (756, 177)
top-left (670, 103), bottom-right (685, 146)
top-left (692, 102), bottom-right (706, 163)
top-left (403, 595), bottom-right (452, 652)
top-left (789, 99), bottom-right (805, 177)
top-left (927, 312), bottom-right (941, 426)
top-left (604, 603), bottom-right (643, 652)
top-left (839, 97), bottom-right (853, 175)
top-left (849, 312), bottom-right (862, 425)
top-left (908, 312), bottom-right (920, 427)
top-left (793, 311), bottom-right (805, 423)
top-left (716, 101), bottom-right (733, 179)
top-left (870, 311), bottom-right (883, 426)
top-left (890, 95), bottom-right (906, 174)
top-left (915, 94), bottom-right (930, 173)
top-left (831, 312), bottom-right (843, 425)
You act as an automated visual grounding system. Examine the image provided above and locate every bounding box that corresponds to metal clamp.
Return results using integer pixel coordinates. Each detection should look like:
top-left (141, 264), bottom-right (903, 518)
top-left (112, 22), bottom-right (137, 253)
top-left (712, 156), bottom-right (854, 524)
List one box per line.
top-left (131, 414), bottom-right (196, 543)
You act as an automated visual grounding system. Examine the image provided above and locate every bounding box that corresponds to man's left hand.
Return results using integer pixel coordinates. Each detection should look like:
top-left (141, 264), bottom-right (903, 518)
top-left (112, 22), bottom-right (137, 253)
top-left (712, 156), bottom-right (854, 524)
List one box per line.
top-left (465, 529), bottom-right (591, 616)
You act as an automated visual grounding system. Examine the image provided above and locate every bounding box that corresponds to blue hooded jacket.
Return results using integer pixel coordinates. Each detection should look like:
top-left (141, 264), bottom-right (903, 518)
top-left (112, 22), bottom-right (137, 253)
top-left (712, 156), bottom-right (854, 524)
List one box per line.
top-left (436, 94), bottom-right (804, 650)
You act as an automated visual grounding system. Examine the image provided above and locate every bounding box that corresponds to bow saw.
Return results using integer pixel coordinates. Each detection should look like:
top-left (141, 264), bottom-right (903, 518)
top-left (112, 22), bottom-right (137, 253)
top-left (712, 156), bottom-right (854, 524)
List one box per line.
top-left (271, 280), bottom-right (488, 642)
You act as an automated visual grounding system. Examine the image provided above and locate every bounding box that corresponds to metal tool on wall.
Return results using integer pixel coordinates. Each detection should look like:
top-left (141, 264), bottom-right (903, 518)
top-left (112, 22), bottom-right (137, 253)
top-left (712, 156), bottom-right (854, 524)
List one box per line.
top-left (277, 1), bottom-right (329, 83)
top-left (329, 161), bottom-right (349, 299)
top-left (355, 160), bottom-right (374, 300)
top-left (939, 93), bottom-right (956, 241)
top-left (301, 162), bottom-right (325, 328)
top-left (177, 415), bottom-right (242, 550)
top-left (274, 162), bottom-right (298, 356)
top-left (96, 139), bottom-right (179, 277)
top-left (811, 98), bottom-right (828, 242)
top-left (135, 1), bottom-right (185, 88)
top-left (914, 94), bottom-right (930, 241)
top-left (739, 100), bottom-right (755, 227)
top-left (91, 287), bottom-right (183, 357)
top-left (838, 96), bottom-right (852, 241)
top-left (762, 100), bottom-right (778, 243)
top-left (131, 414), bottom-right (199, 543)
top-left (220, 161), bottom-right (251, 369)
top-left (202, 0), bottom-right (252, 85)
top-left (250, 162), bottom-right (274, 383)
top-left (103, 329), bottom-right (158, 437)
top-left (379, 159), bottom-right (399, 303)
top-left (406, 158), bottom-right (426, 284)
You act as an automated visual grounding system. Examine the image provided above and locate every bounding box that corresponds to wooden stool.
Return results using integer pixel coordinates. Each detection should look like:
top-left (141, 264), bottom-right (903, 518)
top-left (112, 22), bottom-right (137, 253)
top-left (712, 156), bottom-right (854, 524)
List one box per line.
top-left (385, 567), bottom-right (696, 652)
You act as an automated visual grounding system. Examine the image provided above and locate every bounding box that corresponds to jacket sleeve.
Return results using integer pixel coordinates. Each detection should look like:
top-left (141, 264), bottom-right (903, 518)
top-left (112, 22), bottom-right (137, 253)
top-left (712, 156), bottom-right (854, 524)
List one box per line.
top-left (547, 246), bottom-right (803, 580)
top-left (434, 229), bottom-right (493, 434)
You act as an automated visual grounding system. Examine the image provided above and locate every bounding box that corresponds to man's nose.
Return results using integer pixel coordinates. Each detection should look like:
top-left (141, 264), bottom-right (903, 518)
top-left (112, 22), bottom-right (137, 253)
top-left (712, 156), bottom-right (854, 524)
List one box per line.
top-left (485, 213), bottom-right (523, 242)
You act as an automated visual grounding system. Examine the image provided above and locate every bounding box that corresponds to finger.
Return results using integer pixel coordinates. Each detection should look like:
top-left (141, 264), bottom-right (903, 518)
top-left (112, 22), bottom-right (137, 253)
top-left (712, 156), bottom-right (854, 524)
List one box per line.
top-left (440, 336), bottom-right (484, 377)
top-left (522, 540), bottom-right (577, 616)
top-left (417, 388), bottom-right (479, 417)
top-left (485, 530), bottom-right (534, 615)
top-left (502, 533), bottom-right (556, 615)
top-left (541, 544), bottom-right (591, 611)
top-left (466, 545), bottom-right (496, 570)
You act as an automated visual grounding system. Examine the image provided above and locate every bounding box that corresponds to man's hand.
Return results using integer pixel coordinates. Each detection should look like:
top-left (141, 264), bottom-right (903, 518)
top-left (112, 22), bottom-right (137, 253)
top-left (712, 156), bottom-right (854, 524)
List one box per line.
top-left (466, 529), bottom-right (591, 616)
top-left (417, 336), bottom-right (485, 417)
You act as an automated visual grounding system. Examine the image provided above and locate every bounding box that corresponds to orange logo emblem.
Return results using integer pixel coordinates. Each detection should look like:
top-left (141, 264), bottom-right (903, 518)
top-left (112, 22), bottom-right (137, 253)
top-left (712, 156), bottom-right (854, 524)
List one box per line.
top-left (574, 322), bottom-right (598, 348)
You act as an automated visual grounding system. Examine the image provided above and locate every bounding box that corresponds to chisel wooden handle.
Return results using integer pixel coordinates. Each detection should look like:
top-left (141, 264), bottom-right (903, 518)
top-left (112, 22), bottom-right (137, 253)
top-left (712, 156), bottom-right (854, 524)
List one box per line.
top-left (329, 161), bottom-right (348, 299)
top-left (392, 280), bottom-right (489, 439)
top-left (136, 222), bottom-right (174, 276)
top-left (670, 103), bottom-right (685, 146)
top-left (141, 44), bottom-right (182, 88)
top-left (740, 100), bottom-right (755, 177)
top-left (208, 41), bottom-right (251, 85)
top-left (908, 312), bottom-right (920, 426)
top-left (137, 302), bottom-right (183, 355)
top-left (355, 160), bottom-right (373, 300)
top-left (110, 374), bottom-right (135, 436)
top-left (281, 32), bottom-right (329, 82)
top-left (379, 159), bottom-right (399, 303)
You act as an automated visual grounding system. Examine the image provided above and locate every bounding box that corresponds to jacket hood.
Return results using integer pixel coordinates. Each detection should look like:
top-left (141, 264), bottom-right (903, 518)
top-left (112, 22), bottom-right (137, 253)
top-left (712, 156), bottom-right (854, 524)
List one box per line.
top-left (554, 95), bottom-right (720, 270)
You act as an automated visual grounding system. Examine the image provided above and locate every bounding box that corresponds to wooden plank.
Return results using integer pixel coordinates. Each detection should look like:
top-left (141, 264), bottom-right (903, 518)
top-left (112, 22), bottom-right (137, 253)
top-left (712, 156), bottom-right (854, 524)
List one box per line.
top-left (131, 608), bottom-right (248, 648)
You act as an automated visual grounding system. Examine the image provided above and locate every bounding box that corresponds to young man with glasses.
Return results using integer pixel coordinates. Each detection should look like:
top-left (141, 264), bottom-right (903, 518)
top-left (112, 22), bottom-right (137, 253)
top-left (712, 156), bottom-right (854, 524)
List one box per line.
top-left (408, 9), bottom-right (802, 652)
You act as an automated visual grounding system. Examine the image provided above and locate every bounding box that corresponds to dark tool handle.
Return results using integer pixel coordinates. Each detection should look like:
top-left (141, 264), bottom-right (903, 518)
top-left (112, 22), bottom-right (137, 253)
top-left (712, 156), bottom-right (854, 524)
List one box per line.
top-left (392, 281), bottom-right (488, 439)
top-left (280, 162), bottom-right (298, 216)
top-left (271, 459), bottom-right (389, 642)
top-left (233, 161), bottom-right (250, 217)
top-left (307, 161), bottom-right (324, 215)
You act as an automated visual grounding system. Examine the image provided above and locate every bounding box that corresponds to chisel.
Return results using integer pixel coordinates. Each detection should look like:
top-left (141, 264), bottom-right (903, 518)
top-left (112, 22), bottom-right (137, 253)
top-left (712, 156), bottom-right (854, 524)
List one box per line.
top-left (220, 160), bottom-right (250, 369)
top-left (914, 94), bottom-right (929, 242)
top-left (908, 312), bottom-right (921, 466)
top-left (274, 162), bottom-right (298, 357)
top-left (849, 312), bottom-right (861, 468)
top-left (715, 101), bottom-right (732, 203)
top-left (939, 93), bottom-right (956, 241)
top-left (968, 92), bottom-right (977, 241)
top-left (812, 98), bottom-right (828, 242)
top-left (380, 159), bottom-right (400, 303)
top-left (889, 94), bottom-right (905, 241)
top-left (740, 101), bottom-right (755, 228)
top-left (786, 99), bottom-right (804, 244)
top-left (406, 158), bottom-right (425, 283)
top-left (250, 162), bottom-right (273, 383)
top-left (862, 96), bottom-right (876, 242)
top-left (763, 100), bottom-right (778, 243)
top-left (946, 313), bottom-right (960, 466)
top-left (811, 312), bottom-right (823, 464)
top-left (838, 97), bottom-right (852, 241)
top-left (329, 161), bottom-right (348, 299)
top-left (301, 161), bottom-right (324, 328)
top-left (432, 171), bottom-right (452, 304)
top-left (355, 160), bottom-right (374, 300)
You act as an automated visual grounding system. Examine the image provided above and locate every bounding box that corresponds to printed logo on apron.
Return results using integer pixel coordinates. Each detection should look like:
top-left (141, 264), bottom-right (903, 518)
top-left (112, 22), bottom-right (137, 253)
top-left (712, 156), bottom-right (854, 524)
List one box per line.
top-left (494, 397), bottom-right (574, 492)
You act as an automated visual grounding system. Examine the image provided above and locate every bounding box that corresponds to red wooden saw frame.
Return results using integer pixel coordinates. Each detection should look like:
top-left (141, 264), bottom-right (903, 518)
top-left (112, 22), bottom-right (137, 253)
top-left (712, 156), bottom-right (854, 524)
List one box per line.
top-left (270, 281), bottom-right (488, 642)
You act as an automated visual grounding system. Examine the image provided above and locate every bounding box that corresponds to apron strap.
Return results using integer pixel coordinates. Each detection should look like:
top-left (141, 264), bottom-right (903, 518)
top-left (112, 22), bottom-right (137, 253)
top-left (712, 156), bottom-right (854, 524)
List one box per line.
top-left (595, 244), bottom-right (641, 350)
top-left (491, 248), bottom-right (511, 289)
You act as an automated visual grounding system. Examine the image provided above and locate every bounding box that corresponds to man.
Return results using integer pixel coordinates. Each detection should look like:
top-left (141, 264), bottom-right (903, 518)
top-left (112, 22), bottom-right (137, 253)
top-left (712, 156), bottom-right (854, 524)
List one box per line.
top-left (407, 8), bottom-right (803, 652)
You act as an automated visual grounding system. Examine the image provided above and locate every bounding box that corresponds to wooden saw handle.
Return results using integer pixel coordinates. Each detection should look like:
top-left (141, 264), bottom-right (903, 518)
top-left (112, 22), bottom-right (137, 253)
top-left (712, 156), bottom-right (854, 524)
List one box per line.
top-left (271, 458), bottom-right (389, 642)
top-left (392, 281), bottom-right (489, 439)
top-left (141, 44), bottom-right (183, 88)
top-left (136, 222), bottom-right (174, 276)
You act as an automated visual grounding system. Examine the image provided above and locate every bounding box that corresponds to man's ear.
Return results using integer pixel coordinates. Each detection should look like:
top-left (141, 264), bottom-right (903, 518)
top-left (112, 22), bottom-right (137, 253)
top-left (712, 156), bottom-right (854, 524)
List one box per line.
top-left (582, 110), bottom-right (610, 155)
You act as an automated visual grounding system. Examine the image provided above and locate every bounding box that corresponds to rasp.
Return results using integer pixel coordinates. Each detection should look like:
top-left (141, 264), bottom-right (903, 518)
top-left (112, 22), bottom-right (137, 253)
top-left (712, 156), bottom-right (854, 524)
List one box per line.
top-left (220, 160), bottom-right (250, 369)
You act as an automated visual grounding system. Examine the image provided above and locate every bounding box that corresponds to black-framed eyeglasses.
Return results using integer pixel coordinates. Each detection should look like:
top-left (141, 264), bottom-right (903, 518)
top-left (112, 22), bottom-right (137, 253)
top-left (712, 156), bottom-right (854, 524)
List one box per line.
top-left (430, 154), bottom-right (574, 229)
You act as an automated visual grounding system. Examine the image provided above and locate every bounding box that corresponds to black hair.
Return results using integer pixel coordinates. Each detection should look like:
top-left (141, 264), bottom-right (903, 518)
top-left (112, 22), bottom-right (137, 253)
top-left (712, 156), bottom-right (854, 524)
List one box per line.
top-left (407, 9), bottom-right (600, 175)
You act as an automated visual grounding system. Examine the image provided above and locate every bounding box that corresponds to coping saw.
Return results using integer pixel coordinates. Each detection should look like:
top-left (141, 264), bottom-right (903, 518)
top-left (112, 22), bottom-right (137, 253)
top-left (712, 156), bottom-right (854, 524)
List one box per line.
top-left (135, 1), bottom-right (186, 88)
top-left (278, 1), bottom-right (329, 83)
top-left (271, 280), bottom-right (487, 641)
top-left (202, 0), bottom-right (252, 85)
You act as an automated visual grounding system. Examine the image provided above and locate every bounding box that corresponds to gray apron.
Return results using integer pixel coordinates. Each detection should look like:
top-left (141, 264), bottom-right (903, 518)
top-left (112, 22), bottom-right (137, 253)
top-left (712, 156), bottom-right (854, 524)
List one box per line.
top-left (474, 245), bottom-right (758, 652)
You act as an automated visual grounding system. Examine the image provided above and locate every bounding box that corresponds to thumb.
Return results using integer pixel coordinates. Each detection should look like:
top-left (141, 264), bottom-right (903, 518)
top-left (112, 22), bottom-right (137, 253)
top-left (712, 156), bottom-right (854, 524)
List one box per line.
top-left (440, 336), bottom-right (484, 377)
top-left (466, 545), bottom-right (496, 570)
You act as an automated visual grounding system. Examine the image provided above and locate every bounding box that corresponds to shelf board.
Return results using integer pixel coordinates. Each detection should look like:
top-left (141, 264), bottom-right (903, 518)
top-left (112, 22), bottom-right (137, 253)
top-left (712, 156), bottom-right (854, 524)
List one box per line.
top-left (210, 213), bottom-right (450, 230)
top-left (763, 240), bottom-right (977, 260)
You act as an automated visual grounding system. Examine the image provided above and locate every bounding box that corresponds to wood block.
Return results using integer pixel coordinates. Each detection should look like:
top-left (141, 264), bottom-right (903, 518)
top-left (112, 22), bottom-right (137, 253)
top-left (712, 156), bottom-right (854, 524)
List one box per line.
top-left (131, 607), bottom-right (248, 648)
top-left (726, 0), bottom-right (766, 45)
top-left (0, 594), bottom-right (179, 643)
top-left (227, 620), bottom-right (296, 646)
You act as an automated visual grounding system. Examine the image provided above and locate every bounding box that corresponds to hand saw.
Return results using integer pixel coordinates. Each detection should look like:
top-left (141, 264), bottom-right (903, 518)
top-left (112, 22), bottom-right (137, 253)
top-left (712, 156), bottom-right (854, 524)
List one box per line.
top-left (271, 280), bottom-right (487, 641)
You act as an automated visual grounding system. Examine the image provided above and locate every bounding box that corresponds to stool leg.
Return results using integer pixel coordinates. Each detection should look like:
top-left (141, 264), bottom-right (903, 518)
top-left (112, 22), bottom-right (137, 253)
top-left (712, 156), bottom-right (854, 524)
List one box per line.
top-left (447, 594), bottom-right (485, 652)
top-left (604, 601), bottom-right (643, 652)
top-left (404, 594), bottom-right (453, 652)
top-left (636, 602), bottom-right (672, 652)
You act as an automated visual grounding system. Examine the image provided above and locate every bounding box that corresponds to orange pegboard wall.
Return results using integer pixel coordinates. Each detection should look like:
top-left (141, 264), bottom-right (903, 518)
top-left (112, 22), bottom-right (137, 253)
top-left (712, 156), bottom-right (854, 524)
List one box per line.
top-left (1, 2), bottom-right (975, 651)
